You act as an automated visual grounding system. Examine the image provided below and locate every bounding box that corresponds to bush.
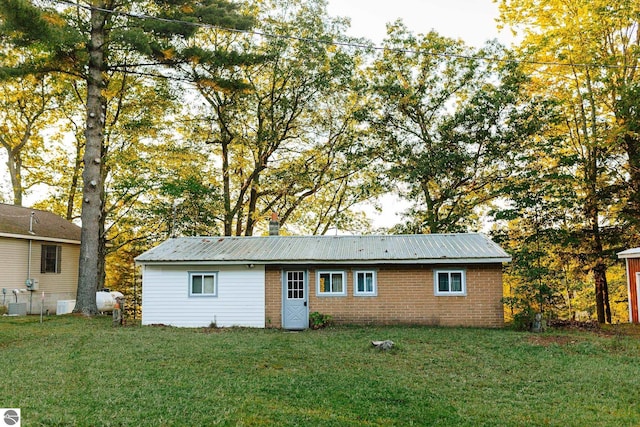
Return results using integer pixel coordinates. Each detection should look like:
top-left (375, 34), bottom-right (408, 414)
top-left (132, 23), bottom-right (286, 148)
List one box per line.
top-left (511, 307), bottom-right (537, 331)
top-left (309, 312), bottom-right (333, 329)
top-left (502, 296), bottom-right (538, 331)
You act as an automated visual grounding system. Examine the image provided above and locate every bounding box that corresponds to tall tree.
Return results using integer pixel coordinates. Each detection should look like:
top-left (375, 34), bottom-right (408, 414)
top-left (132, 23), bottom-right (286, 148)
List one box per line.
top-left (0, 0), bottom-right (254, 315)
top-left (370, 23), bottom-right (550, 233)
top-left (0, 73), bottom-right (57, 206)
top-left (186, 0), bottom-right (377, 236)
top-left (497, 0), bottom-right (639, 322)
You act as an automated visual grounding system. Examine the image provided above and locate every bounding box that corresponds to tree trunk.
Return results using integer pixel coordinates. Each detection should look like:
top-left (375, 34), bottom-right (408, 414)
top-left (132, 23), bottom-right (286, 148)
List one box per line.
top-left (74, 4), bottom-right (107, 316)
top-left (583, 69), bottom-right (611, 324)
top-left (6, 149), bottom-right (23, 206)
top-left (245, 182), bottom-right (259, 236)
top-left (593, 263), bottom-right (611, 323)
top-left (221, 138), bottom-right (233, 236)
top-left (587, 194), bottom-right (611, 324)
top-left (66, 137), bottom-right (83, 220)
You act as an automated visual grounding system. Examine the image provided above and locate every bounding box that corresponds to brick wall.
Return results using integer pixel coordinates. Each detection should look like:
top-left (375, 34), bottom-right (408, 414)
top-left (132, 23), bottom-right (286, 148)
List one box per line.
top-left (265, 263), bottom-right (504, 328)
top-left (265, 266), bottom-right (282, 328)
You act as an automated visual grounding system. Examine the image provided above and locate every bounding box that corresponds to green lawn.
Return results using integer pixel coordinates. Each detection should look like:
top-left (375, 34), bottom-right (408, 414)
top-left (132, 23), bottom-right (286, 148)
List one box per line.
top-left (1, 316), bottom-right (639, 426)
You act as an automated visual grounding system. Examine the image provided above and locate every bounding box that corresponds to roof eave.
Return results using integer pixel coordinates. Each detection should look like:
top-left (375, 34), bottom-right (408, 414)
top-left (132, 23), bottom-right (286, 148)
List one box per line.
top-left (0, 232), bottom-right (81, 245)
top-left (618, 251), bottom-right (640, 259)
top-left (136, 257), bottom-right (512, 266)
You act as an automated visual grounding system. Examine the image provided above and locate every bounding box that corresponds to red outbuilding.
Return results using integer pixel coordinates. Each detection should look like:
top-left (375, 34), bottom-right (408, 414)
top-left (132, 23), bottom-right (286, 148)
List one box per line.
top-left (618, 248), bottom-right (640, 323)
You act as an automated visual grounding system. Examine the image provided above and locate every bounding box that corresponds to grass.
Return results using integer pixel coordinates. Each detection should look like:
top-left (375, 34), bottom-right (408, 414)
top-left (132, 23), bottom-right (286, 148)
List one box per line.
top-left (1, 316), bottom-right (640, 426)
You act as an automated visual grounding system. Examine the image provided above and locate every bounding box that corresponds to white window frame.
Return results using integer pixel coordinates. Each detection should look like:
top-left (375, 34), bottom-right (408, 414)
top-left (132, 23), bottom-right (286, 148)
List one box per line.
top-left (353, 270), bottom-right (377, 296)
top-left (189, 271), bottom-right (218, 297)
top-left (434, 269), bottom-right (466, 296)
top-left (316, 270), bottom-right (347, 296)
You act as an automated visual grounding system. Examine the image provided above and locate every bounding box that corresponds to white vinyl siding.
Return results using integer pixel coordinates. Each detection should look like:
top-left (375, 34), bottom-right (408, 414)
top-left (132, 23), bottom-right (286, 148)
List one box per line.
top-left (142, 264), bottom-right (265, 328)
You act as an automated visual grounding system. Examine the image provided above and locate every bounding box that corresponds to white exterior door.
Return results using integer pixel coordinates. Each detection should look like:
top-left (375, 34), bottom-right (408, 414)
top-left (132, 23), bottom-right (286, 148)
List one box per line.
top-left (282, 270), bottom-right (308, 330)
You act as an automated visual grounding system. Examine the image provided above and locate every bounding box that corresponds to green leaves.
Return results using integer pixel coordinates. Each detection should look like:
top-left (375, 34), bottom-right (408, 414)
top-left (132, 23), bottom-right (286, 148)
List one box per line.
top-left (371, 28), bottom-right (549, 233)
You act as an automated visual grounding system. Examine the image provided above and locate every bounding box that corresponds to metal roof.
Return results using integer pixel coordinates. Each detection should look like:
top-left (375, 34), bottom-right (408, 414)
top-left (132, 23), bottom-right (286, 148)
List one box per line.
top-left (135, 233), bottom-right (511, 265)
top-left (618, 247), bottom-right (640, 259)
top-left (0, 203), bottom-right (81, 243)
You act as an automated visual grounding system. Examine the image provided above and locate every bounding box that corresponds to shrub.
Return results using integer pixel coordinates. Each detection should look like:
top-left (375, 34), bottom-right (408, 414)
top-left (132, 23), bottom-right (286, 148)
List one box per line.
top-left (502, 296), bottom-right (538, 331)
top-left (309, 311), bottom-right (333, 329)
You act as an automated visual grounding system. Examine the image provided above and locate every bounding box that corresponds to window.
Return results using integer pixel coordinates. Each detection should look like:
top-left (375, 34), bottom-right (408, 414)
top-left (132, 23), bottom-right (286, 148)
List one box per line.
top-left (434, 270), bottom-right (466, 296)
top-left (41, 245), bottom-right (61, 273)
top-left (189, 272), bottom-right (217, 296)
top-left (317, 271), bottom-right (346, 296)
top-left (354, 270), bottom-right (377, 296)
top-left (286, 271), bottom-right (305, 300)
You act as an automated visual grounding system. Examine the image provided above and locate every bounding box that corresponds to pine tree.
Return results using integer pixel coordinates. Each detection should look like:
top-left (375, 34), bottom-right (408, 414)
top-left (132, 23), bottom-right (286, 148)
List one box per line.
top-left (0, 0), bottom-right (254, 315)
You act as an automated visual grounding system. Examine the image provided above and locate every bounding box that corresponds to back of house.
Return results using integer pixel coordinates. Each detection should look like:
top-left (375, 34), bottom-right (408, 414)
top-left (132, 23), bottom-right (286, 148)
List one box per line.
top-left (0, 203), bottom-right (80, 314)
top-left (136, 233), bottom-right (511, 329)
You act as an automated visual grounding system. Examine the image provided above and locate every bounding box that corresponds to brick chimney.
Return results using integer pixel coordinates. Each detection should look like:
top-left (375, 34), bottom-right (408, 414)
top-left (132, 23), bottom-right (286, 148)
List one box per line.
top-left (268, 212), bottom-right (280, 236)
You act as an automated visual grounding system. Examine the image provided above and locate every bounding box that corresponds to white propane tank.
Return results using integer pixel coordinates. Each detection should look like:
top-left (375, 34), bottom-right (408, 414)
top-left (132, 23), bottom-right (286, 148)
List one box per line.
top-left (96, 290), bottom-right (124, 312)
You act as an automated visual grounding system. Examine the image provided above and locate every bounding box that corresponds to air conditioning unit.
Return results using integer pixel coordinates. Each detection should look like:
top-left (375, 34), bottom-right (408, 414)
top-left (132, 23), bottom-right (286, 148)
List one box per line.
top-left (8, 303), bottom-right (27, 316)
top-left (56, 300), bottom-right (76, 315)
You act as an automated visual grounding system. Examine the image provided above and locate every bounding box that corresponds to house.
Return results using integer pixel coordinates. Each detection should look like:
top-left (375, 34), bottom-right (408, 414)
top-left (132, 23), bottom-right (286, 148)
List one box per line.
top-left (617, 247), bottom-right (640, 323)
top-left (0, 203), bottom-right (80, 314)
top-left (135, 232), bottom-right (511, 329)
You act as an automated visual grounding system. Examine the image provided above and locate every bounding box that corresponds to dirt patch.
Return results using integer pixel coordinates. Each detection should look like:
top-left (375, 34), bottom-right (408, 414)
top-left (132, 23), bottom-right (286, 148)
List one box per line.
top-left (547, 319), bottom-right (600, 331)
top-left (599, 323), bottom-right (640, 338)
top-left (528, 335), bottom-right (583, 347)
top-left (547, 319), bottom-right (640, 337)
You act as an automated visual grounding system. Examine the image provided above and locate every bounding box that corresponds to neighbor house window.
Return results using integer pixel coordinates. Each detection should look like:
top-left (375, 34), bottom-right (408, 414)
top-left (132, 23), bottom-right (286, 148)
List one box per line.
top-left (354, 270), bottom-right (377, 296)
top-left (41, 245), bottom-right (61, 273)
top-left (434, 270), bottom-right (466, 296)
top-left (189, 272), bottom-right (218, 296)
top-left (317, 271), bottom-right (346, 296)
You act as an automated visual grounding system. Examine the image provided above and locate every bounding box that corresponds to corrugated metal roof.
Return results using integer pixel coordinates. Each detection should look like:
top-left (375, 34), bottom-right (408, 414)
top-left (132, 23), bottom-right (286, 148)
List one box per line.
top-left (135, 233), bottom-right (511, 265)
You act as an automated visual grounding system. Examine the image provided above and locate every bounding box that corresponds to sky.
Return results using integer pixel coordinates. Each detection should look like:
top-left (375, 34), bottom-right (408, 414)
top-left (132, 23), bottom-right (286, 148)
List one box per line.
top-left (326, 0), bottom-right (511, 47)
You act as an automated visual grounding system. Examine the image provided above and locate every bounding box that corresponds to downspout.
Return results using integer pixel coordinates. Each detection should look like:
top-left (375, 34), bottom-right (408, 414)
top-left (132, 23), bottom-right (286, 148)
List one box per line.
top-left (27, 211), bottom-right (35, 314)
top-left (28, 212), bottom-right (34, 278)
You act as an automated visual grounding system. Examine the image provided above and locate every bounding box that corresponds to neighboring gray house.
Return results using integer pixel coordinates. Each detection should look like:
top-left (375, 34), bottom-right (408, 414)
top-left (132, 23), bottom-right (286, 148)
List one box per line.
top-left (136, 233), bottom-right (510, 329)
top-left (0, 203), bottom-right (80, 313)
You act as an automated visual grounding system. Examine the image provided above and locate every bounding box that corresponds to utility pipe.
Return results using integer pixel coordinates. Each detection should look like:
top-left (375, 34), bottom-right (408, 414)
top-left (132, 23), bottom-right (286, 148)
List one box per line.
top-left (27, 212), bottom-right (35, 314)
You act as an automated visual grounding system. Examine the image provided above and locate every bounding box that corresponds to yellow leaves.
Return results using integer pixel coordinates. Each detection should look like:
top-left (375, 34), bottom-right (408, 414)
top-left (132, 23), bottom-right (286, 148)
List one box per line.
top-left (161, 47), bottom-right (176, 60)
top-left (180, 5), bottom-right (194, 14)
top-left (42, 12), bottom-right (65, 27)
top-left (198, 78), bottom-right (226, 92)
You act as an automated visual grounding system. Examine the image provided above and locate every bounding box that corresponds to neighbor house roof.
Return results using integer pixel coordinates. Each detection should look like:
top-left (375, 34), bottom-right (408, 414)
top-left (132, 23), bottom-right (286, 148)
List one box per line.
top-left (135, 233), bottom-right (511, 265)
top-left (618, 247), bottom-right (640, 259)
top-left (0, 203), bottom-right (81, 243)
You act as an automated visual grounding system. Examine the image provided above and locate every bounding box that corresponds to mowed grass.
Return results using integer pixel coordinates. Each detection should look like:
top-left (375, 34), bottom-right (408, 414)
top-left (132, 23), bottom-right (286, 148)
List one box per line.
top-left (1, 316), bottom-right (640, 426)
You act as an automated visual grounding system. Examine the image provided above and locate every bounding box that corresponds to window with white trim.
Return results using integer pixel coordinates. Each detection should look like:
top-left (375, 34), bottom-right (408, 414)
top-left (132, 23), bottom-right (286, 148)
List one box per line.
top-left (354, 270), bottom-right (377, 296)
top-left (434, 270), bottom-right (466, 296)
top-left (189, 272), bottom-right (218, 296)
top-left (317, 271), bottom-right (346, 296)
